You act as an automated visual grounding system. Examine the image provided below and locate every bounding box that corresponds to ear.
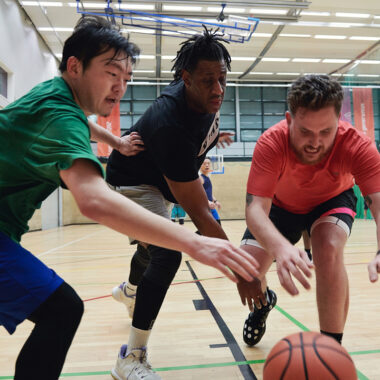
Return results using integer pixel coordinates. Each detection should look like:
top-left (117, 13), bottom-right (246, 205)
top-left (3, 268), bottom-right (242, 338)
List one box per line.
top-left (182, 69), bottom-right (191, 87)
top-left (285, 111), bottom-right (292, 126)
top-left (65, 56), bottom-right (83, 78)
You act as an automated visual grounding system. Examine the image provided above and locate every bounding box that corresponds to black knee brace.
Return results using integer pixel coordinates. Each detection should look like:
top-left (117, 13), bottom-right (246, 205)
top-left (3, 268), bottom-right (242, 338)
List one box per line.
top-left (129, 244), bottom-right (151, 285)
top-left (132, 246), bottom-right (182, 330)
top-left (144, 245), bottom-right (182, 287)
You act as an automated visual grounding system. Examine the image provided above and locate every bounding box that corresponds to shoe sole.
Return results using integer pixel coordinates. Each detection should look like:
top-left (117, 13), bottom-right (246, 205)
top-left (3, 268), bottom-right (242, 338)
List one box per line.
top-left (111, 368), bottom-right (123, 380)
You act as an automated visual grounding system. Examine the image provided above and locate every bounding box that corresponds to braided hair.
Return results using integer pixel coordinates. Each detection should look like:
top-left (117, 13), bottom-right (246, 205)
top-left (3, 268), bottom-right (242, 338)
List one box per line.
top-left (171, 27), bottom-right (231, 81)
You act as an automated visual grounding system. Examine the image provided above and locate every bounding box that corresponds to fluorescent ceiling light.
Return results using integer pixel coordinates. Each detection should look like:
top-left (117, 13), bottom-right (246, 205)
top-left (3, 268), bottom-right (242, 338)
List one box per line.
top-left (162, 55), bottom-right (176, 60)
top-left (229, 72), bottom-right (244, 74)
top-left (349, 36), bottom-right (379, 41)
top-left (161, 70), bottom-right (174, 73)
top-left (69, 2), bottom-right (154, 9)
top-left (123, 28), bottom-right (155, 34)
top-left (22, 1), bottom-right (62, 6)
top-left (322, 59), bottom-right (351, 63)
top-left (331, 73), bottom-right (342, 76)
top-left (163, 5), bottom-right (202, 12)
top-left (276, 73), bottom-right (300, 75)
top-left (250, 72), bottom-right (274, 75)
top-left (249, 8), bottom-right (287, 15)
top-left (301, 11), bottom-right (330, 16)
top-left (336, 12), bottom-right (370, 18)
top-left (133, 70), bottom-right (155, 73)
top-left (315, 35), bottom-right (347, 40)
top-left (359, 60), bottom-right (380, 64)
top-left (290, 21), bottom-right (362, 28)
top-left (232, 57), bottom-right (256, 61)
top-left (207, 7), bottom-right (245, 14)
top-left (69, 2), bottom-right (108, 8)
top-left (343, 74), bottom-right (355, 76)
top-left (262, 58), bottom-right (290, 62)
top-left (280, 33), bottom-right (311, 38)
top-left (292, 58), bottom-right (321, 62)
top-left (38, 27), bottom-right (73, 32)
top-left (254, 33), bottom-right (272, 37)
top-left (357, 74), bottom-right (380, 77)
top-left (139, 55), bottom-right (155, 59)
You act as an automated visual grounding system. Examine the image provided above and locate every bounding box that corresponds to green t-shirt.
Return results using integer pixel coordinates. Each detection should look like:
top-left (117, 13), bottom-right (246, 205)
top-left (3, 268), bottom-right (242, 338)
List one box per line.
top-left (0, 76), bottom-right (104, 242)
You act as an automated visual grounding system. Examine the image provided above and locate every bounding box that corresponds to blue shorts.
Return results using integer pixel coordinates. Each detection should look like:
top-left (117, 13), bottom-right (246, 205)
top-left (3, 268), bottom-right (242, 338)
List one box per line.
top-left (0, 231), bottom-right (63, 334)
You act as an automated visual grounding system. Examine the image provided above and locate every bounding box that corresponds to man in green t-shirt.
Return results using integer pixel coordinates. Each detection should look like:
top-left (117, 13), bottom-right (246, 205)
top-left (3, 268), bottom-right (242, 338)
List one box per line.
top-left (0, 16), bottom-right (259, 380)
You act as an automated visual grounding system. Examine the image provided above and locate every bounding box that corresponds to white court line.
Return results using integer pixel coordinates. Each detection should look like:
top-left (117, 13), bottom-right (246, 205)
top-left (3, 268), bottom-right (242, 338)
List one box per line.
top-left (37, 230), bottom-right (103, 258)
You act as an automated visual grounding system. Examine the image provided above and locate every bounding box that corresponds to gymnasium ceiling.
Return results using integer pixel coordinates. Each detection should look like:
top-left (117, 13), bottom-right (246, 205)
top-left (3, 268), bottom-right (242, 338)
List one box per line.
top-left (17, 0), bottom-right (380, 84)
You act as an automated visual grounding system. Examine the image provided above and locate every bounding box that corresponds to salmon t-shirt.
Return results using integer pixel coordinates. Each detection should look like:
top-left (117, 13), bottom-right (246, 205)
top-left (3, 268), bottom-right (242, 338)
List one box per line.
top-left (247, 120), bottom-right (380, 214)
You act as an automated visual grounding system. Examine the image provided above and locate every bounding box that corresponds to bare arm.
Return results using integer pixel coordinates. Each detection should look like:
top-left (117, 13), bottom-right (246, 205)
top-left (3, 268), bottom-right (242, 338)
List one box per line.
top-left (246, 193), bottom-right (312, 295)
top-left (88, 119), bottom-right (144, 156)
top-left (60, 159), bottom-right (259, 282)
top-left (165, 176), bottom-right (227, 239)
top-left (366, 192), bottom-right (380, 282)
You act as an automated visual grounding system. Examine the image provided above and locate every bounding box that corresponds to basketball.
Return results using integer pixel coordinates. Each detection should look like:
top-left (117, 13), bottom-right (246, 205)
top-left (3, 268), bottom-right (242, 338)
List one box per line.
top-left (263, 331), bottom-right (357, 380)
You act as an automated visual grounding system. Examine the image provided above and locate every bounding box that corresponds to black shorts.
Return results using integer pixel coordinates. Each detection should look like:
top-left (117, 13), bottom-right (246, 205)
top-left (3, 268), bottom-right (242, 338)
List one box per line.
top-left (242, 188), bottom-right (357, 246)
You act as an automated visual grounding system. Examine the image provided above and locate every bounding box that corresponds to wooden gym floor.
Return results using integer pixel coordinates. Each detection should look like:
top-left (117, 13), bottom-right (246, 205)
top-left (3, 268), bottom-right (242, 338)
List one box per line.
top-left (0, 219), bottom-right (379, 380)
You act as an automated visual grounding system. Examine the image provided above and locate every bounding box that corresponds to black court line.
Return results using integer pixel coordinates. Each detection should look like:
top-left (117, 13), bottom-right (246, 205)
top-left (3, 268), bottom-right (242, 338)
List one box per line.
top-left (186, 261), bottom-right (257, 380)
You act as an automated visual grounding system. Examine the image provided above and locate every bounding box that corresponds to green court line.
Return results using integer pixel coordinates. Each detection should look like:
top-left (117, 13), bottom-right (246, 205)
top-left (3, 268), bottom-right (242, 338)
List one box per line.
top-left (1, 307), bottom-right (378, 379)
top-left (275, 305), bottom-right (310, 332)
top-left (1, 350), bottom-right (378, 379)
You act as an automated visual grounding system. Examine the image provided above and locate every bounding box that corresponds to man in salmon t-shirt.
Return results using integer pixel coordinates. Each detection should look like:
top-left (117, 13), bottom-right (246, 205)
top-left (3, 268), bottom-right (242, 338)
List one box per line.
top-left (238, 75), bottom-right (380, 347)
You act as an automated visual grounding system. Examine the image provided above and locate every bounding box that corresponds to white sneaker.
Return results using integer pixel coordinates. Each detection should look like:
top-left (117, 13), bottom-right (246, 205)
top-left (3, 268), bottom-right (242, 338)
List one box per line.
top-left (112, 282), bottom-right (136, 318)
top-left (111, 345), bottom-right (162, 380)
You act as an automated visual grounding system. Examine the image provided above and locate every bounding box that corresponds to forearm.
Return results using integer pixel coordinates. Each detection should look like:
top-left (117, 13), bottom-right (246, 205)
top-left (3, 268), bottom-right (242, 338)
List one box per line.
top-left (83, 184), bottom-right (202, 254)
top-left (246, 203), bottom-right (289, 255)
top-left (366, 192), bottom-right (380, 251)
top-left (190, 209), bottom-right (228, 240)
top-left (88, 119), bottom-right (120, 150)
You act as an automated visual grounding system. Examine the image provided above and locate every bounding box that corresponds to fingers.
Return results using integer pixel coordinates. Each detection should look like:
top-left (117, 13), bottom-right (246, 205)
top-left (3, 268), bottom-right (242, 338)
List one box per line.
top-left (288, 261), bottom-right (311, 290)
top-left (223, 256), bottom-right (256, 282)
top-left (247, 297), bottom-right (254, 312)
top-left (299, 250), bottom-right (314, 269)
top-left (368, 261), bottom-right (379, 282)
top-left (277, 265), bottom-right (299, 296)
top-left (217, 264), bottom-right (237, 283)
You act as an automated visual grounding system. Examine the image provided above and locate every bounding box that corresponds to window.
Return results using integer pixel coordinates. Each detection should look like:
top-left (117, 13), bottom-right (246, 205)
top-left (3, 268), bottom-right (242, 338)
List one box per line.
top-left (238, 86), bottom-right (287, 142)
top-left (0, 66), bottom-right (7, 98)
top-left (120, 85), bottom-right (157, 134)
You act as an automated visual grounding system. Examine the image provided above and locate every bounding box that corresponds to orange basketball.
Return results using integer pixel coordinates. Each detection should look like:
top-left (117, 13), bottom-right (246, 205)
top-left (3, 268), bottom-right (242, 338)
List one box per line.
top-left (263, 331), bottom-right (357, 380)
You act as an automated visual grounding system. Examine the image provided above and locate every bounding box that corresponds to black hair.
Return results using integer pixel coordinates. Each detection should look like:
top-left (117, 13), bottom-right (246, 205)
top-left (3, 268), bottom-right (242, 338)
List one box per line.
top-left (287, 75), bottom-right (343, 116)
top-left (59, 16), bottom-right (140, 73)
top-left (171, 26), bottom-right (231, 81)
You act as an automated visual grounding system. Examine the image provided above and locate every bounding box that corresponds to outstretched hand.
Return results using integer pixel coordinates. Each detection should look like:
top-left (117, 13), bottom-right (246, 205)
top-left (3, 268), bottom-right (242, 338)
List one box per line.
top-left (216, 132), bottom-right (235, 149)
top-left (274, 246), bottom-right (313, 295)
top-left (118, 132), bottom-right (145, 156)
top-left (236, 276), bottom-right (267, 311)
top-left (192, 236), bottom-right (260, 283)
top-left (368, 253), bottom-right (380, 282)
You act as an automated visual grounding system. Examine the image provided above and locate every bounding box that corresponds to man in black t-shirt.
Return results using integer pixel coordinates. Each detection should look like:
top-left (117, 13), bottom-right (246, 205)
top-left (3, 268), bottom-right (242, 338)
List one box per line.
top-left (107, 30), bottom-right (241, 379)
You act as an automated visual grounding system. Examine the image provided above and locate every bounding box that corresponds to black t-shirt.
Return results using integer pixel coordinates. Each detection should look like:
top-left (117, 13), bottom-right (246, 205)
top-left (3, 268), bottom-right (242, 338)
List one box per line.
top-left (106, 80), bottom-right (219, 203)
